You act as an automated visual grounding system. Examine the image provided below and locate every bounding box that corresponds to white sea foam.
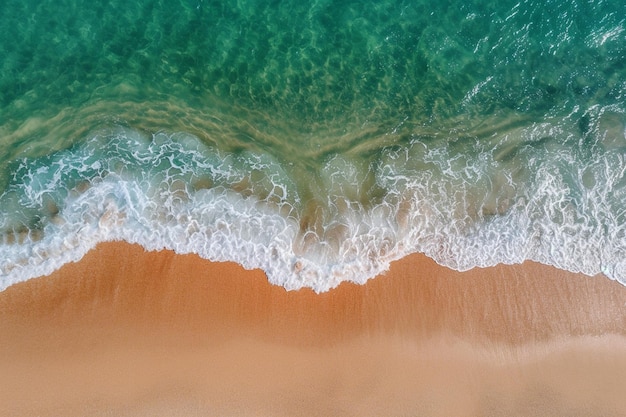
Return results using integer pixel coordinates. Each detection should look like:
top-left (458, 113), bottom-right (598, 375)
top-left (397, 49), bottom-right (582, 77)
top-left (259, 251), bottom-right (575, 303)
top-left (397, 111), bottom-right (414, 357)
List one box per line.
top-left (1, 122), bottom-right (626, 293)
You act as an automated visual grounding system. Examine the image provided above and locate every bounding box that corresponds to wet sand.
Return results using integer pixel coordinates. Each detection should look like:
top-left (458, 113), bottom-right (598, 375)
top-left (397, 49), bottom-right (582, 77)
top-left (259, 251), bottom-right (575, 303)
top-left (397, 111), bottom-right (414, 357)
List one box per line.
top-left (1, 241), bottom-right (626, 416)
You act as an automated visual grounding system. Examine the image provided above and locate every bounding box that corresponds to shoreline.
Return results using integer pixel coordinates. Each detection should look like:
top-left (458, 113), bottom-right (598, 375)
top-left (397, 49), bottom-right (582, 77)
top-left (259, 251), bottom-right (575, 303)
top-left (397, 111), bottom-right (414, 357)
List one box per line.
top-left (2, 242), bottom-right (626, 416)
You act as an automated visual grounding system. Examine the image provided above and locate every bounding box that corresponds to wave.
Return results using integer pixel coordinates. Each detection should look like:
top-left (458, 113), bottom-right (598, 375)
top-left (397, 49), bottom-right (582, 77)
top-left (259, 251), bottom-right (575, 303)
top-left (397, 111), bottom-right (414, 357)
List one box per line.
top-left (1, 113), bottom-right (626, 292)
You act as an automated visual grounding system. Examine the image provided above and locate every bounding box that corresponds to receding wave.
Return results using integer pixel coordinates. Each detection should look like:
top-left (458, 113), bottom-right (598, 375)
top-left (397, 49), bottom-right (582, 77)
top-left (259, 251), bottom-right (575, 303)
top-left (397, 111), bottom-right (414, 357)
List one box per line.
top-left (1, 109), bottom-right (625, 292)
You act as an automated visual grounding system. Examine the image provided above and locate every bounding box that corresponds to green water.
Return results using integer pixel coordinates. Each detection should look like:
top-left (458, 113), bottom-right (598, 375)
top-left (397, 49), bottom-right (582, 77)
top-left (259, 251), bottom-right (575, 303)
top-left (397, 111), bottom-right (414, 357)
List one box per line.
top-left (1, 0), bottom-right (626, 290)
top-left (3, 0), bottom-right (621, 150)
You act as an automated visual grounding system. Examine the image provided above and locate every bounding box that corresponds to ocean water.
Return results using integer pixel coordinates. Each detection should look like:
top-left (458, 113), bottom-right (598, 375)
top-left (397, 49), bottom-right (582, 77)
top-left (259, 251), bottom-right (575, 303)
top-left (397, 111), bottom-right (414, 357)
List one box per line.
top-left (0, 0), bottom-right (625, 292)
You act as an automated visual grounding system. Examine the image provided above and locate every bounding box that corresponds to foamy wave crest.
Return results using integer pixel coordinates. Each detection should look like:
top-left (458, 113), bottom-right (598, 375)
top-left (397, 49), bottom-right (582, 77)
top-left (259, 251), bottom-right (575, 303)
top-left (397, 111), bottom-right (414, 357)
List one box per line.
top-left (0, 125), bottom-right (404, 291)
top-left (1, 117), bottom-right (626, 292)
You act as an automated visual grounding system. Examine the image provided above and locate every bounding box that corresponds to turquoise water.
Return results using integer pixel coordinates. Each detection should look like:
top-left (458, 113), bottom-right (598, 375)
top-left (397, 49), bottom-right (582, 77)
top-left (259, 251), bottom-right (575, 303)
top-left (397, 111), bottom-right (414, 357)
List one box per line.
top-left (1, 0), bottom-right (625, 291)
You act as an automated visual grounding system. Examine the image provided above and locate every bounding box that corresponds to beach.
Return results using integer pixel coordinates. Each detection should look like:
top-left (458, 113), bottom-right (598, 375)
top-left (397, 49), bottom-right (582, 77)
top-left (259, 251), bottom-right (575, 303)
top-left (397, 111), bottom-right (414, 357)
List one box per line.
top-left (2, 0), bottom-right (626, 415)
top-left (2, 242), bottom-right (626, 416)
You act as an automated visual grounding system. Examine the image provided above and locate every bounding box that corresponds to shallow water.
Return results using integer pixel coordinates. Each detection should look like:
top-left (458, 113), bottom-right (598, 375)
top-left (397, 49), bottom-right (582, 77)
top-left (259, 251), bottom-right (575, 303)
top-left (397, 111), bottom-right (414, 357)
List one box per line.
top-left (1, 0), bottom-right (625, 291)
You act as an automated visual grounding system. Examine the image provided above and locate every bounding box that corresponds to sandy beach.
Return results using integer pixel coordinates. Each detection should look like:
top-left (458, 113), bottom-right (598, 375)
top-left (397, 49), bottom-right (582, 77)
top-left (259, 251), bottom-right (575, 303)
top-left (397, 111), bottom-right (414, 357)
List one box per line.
top-left (1, 241), bottom-right (626, 416)
top-left (2, 0), bottom-right (626, 415)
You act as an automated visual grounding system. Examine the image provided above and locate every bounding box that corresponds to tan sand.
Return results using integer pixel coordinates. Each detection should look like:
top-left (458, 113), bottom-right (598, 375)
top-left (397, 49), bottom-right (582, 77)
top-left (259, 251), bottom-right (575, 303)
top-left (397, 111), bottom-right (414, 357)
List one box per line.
top-left (1, 241), bottom-right (626, 416)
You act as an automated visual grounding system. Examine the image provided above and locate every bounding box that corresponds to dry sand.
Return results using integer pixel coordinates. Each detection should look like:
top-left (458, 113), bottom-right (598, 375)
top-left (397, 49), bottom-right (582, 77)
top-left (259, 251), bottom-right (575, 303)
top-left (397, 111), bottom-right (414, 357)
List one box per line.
top-left (1, 241), bottom-right (626, 416)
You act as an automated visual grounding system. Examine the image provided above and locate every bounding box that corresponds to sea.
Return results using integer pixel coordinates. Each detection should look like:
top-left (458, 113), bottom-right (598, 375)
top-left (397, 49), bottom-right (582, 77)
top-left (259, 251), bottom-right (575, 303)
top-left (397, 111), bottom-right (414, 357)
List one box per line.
top-left (1, 0), bottom-right (625, 292)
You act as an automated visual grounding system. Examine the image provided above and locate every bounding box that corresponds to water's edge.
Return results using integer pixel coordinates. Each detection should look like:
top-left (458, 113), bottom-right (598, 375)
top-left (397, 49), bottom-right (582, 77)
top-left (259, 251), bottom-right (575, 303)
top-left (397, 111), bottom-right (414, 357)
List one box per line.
top-left (1, 121), bottom-right (624, 293)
